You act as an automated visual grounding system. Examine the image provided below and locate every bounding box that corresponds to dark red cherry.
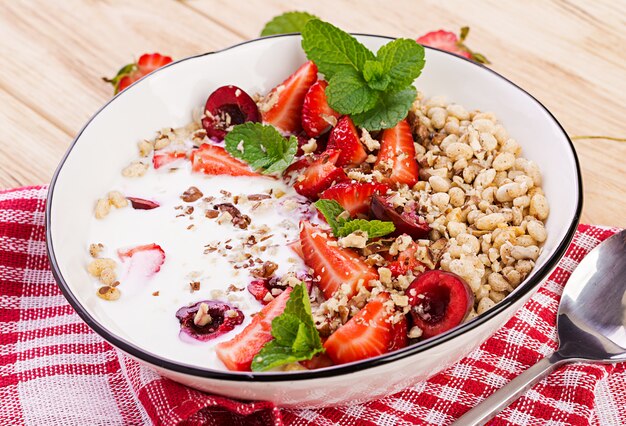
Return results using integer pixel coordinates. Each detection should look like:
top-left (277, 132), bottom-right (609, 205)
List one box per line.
top-left (406, 270), bottom-right (474, 339)
top-left (202, 85), bottom-right (260, 140)
top-left (176, 300), bottom-right (244, 342)
top-left (370, 193), bottom-right (430, 239)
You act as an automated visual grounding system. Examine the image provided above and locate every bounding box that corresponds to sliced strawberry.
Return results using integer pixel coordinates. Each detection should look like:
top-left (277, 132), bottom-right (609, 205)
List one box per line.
top-left (152, 151), bottom-right (186, 169)
top-left (137, 53), bottom-right (174, 74)
top-left (117, 243), bottom-right (165, 277)
top-left (387, 241), bottom-right (425, 277)
top-left (324, 293), bottom-right (402, 364)
top-left (191, 143), bottom-right (258, 176)
top-left (389, 316), bottom-right (409, 351)
top-left (300, 352), bottom-right (334, 370)
top-left (261, 61), bottom-right (318, 134)
top-left (375, 119), bottom-right (419, 187)
top-left (216, 287), bottom-right (292, 371)
top-left (416, 30), bottom-right (470, 58)
top-left (326, 116), bottom-right (367, 167)
top-left (301, 80), bottom-right (340, 137)
top-left (287, 240), bottom-right (304, 258)
top-left (294, 150), bottom-right (346, 200)
top-left (299, 221), bottom-right (377, 300)
top-left (127, 197), bottom-right (160, 210)
top-left (416, 28), bottom-right (490, 64)
top-left (320, 182), bottom-right (389, 217)
top-left (104, 53), bottom-right (172, 94)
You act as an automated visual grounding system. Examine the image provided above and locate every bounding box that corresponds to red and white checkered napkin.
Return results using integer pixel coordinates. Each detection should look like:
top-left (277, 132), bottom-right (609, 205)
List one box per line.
top-left (1, 185), bottom-right (625, 426)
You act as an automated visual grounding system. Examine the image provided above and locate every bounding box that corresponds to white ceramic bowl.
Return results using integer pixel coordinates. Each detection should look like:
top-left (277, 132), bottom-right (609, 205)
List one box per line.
top-left (46, 34), bottom-right (582, 408)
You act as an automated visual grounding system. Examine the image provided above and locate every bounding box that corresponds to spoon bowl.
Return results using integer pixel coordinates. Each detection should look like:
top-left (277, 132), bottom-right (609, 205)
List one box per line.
top-left (458, 229), bottom-right (626, 425)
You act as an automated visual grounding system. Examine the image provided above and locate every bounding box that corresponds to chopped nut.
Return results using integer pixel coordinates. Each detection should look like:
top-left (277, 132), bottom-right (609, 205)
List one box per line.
top-left (193, 303), bottom-right (212, 326)
top-left (181, 186), bottom-right (203, 203)
top-left (122, 161), bottom-right (148, 178)
top-left (189, 281), bottom-right (201, 292)
top-left (338, 231), bottom-right (368, 249)
top-left (251, 261), bottom-right (278, 278)
top-left (97, 285), bottom-right (120, 301)
top-left (108, 191), bottom-right (129, 208)
top-left (87, 258), bottom-right (117, 277)
top-left (89, 243), bottom-right (104, 258)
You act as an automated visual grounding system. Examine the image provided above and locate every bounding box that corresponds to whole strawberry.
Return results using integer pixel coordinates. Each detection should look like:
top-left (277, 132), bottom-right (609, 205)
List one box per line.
top-left (104, 53), bottom-right (173, 94)
top-left (416, 27), bottom-right (490, 64)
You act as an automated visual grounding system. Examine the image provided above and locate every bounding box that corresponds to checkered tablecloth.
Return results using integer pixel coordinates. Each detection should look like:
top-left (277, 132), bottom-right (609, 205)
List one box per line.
top-left (1, 185), bottom-right (625, 425)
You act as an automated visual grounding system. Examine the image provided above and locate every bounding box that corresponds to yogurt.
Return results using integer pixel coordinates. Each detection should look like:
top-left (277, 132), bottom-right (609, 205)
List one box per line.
top-left (87, 161), bottom-right (312, 370)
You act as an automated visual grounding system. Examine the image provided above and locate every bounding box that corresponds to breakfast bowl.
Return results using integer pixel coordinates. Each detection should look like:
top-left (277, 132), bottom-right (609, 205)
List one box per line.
top-left (46, 33), bottom-right (582, 408)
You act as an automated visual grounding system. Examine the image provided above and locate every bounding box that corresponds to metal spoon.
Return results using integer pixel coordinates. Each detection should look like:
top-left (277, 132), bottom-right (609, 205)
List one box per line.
top-left (457, 229), bottom-right (626, 425)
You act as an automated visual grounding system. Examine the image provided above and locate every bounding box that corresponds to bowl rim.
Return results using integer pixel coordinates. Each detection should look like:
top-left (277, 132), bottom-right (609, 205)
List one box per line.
top-left (46, 33), bottom-right (583, 382)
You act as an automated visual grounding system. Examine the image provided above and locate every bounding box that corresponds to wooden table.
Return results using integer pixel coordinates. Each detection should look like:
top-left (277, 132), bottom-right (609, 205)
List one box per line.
top-left (1, 1), bottom-right (624, 226)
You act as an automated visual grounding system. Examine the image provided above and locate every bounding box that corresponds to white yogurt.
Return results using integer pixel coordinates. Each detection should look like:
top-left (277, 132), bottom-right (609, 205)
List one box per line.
top-left (87, 160), bottom-right (312, 370)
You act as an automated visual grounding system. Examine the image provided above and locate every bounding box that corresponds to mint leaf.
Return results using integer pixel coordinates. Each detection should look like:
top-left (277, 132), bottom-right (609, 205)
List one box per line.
top-left (313, 199), bottom-right (348, 235)
top-left (362, 60), bottom-right (391, 91)
top-left (376, 39), bottom-right (425, 91)
top-left (301, 19), bottom-right (375, 79)
top-left (251, 283), bottom-right (324, 372)
top-left (351, 86), bottom-right (417, 131)
top-left (260, 11), bottom-right (318, 36)
top-left (224, 123), bottom-right (297, 175)
top-left (336, 219), bottom-right (395, 239)
top-left (314, 199), bottom-right (395, 239)
top-left (326, 69), bottom-right (378, 114)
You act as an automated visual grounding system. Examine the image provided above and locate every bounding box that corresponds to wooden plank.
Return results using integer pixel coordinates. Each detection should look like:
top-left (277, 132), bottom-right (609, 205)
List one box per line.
top-left (185, 0), bottom-right (626, 227)
top-left (0, 0), bottom-right (242, 140)
top-left (0, 90), bottom-right (70, 188)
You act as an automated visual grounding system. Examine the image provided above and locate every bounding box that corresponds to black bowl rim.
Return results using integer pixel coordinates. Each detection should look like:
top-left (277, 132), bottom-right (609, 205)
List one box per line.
top-left (46, 33), bottom-right (583, 382)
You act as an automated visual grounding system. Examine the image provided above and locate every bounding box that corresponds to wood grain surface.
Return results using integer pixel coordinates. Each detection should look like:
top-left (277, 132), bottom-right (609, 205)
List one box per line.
top-left (0, 0), bottom-right (624, 226)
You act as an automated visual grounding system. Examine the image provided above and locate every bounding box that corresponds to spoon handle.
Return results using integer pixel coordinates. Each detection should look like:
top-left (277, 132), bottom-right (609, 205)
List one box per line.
top-left (455, 352), bottom-right (568, 425)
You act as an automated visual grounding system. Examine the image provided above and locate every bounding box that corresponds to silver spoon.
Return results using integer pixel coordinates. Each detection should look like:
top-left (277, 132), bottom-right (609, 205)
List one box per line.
top-left (457, 229), bottom-right (626, 425)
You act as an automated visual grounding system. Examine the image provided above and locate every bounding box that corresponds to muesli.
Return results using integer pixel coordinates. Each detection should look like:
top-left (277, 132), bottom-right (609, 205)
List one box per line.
top-left (86, 19), bottom-right (548, 372)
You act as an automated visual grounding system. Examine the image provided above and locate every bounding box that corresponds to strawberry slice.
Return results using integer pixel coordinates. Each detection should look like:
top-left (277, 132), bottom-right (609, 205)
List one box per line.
top-left (117, 243), bottom-right (165, 277)
top-left (324, 293), bottom-right (406, 364)
top-left (416, 28), bottom-right (490, 64)
top-left (375, 119), bottom-right (419, 187)
top-left (301, 80), bottom-right (340, 137)
top-left (299, 221), bottom-right (378, 299)
top-left (152, 151), bottom-right (187, 169)
top-left (320, 182), bottom-right (389, 217)
top-left (387, 241), bottom-right (425, 277)
top-left (294, 150), bottom-right (346, 200)
top-left (261, 61), bottom-right (318, 134)
top-left (326, 116), bottom-right (367, 167)
top-left (300, 352), bottom-right (334, 370)
top-left (416, 30), bottom-right (471, 59)
top-left (216, 287), bottom-right (292, 371)
top-left (137, 53), bottom-right (174, 74)
top-left (191, 143), bottom-right (258, 176)
top-left (104, 53), bottom-right (173, 94)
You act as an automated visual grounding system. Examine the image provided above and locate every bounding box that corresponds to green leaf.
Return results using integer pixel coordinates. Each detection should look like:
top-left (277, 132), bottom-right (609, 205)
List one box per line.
top-left (301, 19), bottom-right (375, 79)
top-left (351, 86), bottom-right (417, 131)
top-left (260, 11), bottom-right (318, 36)
top-left (326, 69), bottom-right (379, 114)
top-left (336, 219), bottom-right (395, 239)
top-left (459, 26), bottom-right (470, 42)
top-left (250, 340), bottom-right (301, 371)
top-left (313, 199), bottom-right (348, 235)
top-left (362, 60), bottom-right (391, 91)
top-left (376, 39), bottom-right (425, 91)
top-left (251, 283), bottom-right (324, 372)
top-left (224, 123), bottom-right (297, 175)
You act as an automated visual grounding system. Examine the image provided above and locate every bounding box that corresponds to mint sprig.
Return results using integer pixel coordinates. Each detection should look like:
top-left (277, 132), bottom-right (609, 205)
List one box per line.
top-left (251, 283), bottom-right (324, 371)
top-left (301, 19), bottom-right (425, 131)
top-left (224, 123), bottom-right (297, 175)
top-left (314, 199), bottom-right (395, 239)
top-left (260, 11), bottom-right (318, 36)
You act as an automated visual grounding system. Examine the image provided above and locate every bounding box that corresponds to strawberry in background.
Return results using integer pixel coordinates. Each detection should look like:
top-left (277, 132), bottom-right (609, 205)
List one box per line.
top-left (416, 27), bottom-right (490, 64)
top-left (104, 53), bottom-right (173, 94)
